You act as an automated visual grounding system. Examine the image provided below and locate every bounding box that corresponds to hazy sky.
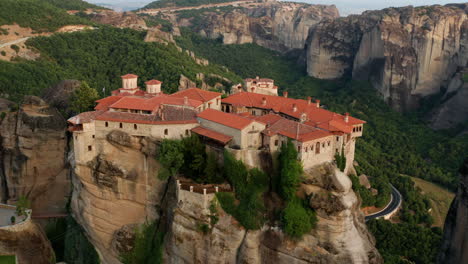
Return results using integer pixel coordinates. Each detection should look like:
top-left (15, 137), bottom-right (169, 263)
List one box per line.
top-left (87, 0), bottom-right (468, 15)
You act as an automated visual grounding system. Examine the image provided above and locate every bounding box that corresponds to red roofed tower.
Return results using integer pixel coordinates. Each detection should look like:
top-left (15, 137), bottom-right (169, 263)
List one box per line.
top-left (121, 74), bottom-right (138, 90)
top-left (146, 80), bottom-right (162, 94)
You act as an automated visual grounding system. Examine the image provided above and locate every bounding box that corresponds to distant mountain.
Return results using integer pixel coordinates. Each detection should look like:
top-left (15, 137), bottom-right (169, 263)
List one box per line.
top-left (43, 0), bottom-right (106, 10)
top-left (143, 0), bottom-right (239, 9)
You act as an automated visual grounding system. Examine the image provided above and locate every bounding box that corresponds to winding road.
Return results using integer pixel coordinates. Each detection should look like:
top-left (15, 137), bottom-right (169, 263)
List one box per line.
top-left (365, 184), bottom-right (402, 221)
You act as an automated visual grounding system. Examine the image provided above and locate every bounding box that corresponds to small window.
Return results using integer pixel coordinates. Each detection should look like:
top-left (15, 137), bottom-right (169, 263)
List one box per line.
top-left (134, 124), bottom-right (137, 130)
top-left (274, 140), bottom-right (279, 146)
top-left (310, 145), bottom-right (314, 151)
top-left (336, 136), bottom-right (339, 141)
top-left (164, 129), bottom-right (168, 135)
top-left (105, 122), bottom-right (108, 127)
top-left (88, 145), bottom-right (92, 151)
top-left (297, 146), bottom-right (301, 152)
top-left (119, 123), bottom-right (123, 128)
top-left (322, 143), bottom-right (325, 148)
top-left (328, 141), bottom-right (330, 146)
top-left (305, 147), bottom-right (308, 153)
top-left (75, 136), bottom-right (77, 140)
top-left (359, 126), bottom-right (362, 131)
top-left (92, 135), bottom-right (95, 139)
top-left (353, 127), bottom-right (356, 132)
top-left (185, 129), bottom-right (189, 136)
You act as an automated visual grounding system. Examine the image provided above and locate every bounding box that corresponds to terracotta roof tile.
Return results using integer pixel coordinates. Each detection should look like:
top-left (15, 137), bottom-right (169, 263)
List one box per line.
top-left (95, 96), bottom-right (123, 111)
top-left (170, 88), bottom-right (221, 103)
top-left (121, 74), bottom-right (138, 79)
top-left (67, 111), bottom-right (104, 125)
top-left (198, 109), bottom-right (253, 130)
top-left (191, 126), bottom-right (232, 144)
top-left (145, 80), bottom-right (162, 85)
top-left (95, 106), bottom-right (197, 125)
top-left (263, 117), bottom-right (332, 142)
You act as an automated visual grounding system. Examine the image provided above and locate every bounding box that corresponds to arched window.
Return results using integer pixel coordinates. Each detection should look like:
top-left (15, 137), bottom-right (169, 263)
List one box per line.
top-left (164, 129), bottom-right (168, 135)
top-left (105, 122), bottom-right (108, 127)
top-left (134, 124), bottom-right (137, 130)
top-left (328, 141), bottom-right (330, 146)
top-left (119, 123), bottom-right (123, 128)
top-left (316, 142), bottom-right (320, 154)
top-left (274, 140), bottom-right (279, 146)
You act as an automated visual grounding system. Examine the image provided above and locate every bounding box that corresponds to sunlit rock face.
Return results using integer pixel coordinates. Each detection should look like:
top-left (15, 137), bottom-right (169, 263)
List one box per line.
top-left (306, 4), bottom-right (468, 112)
top-left (0, 96), bottom-right (70, 214)
top-left (196, 1), bottom-right (339, 52)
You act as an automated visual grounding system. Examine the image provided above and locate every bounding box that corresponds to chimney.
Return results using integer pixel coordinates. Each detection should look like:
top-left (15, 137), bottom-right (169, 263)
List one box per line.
top-left (293, 103), bottom-right (297, 112)
top-left (283, 91), bottom-right (288, 98)
top-left (184, 96), bottom-right (189, 105)
top-left (344, 112), bottom-right (349, 123)
top-left (316, 99), bottom-right (320, 108)
top-left (262, 97), bottom-right (267, 106)
top-left (307, 96), bottom-right (312, 105)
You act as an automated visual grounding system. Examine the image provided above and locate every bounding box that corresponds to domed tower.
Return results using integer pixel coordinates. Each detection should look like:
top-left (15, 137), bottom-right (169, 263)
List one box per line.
top-left (145, 80), bottom-right (162, 94)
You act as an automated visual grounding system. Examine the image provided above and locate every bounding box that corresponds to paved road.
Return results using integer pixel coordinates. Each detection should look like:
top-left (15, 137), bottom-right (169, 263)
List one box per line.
top-left (0, 37), bottom-right (30, 49)
top-left (365, 184), bottom-right (402, 221)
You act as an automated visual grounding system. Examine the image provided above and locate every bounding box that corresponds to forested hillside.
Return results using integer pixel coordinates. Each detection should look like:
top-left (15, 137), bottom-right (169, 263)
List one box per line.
top-left (0, 0), bottom-right (94, 32)
top-left (0, 27), bottom-right (240, 103)
top-left (43, 0), bottom-right (105, 10)
top-left (175, 30), bottom-right (468, 263)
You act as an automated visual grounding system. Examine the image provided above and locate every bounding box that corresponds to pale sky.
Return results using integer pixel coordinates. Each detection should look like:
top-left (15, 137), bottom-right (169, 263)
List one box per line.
top-left (88, 0), bottom-right (468, 15)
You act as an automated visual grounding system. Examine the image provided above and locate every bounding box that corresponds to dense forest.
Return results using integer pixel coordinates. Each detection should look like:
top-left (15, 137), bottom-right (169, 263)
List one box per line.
top-left (0, 0), bottom-right (94, 32)
top-left (0, 27), bottom-right (240, 102)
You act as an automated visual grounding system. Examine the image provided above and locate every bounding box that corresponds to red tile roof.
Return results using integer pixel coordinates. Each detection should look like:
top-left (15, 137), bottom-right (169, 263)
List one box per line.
top-left (95, 106), bottom-right (197, 125)
top-left (191, 126), bottom-right (232, 144)
top-left (222, 92), bottom-right (365, 134)
top-left (107, 95), bottom-right (203, 112)
top-left (145, 80), bottom-right (162, 85)
top-left (170, 88), bottom-right (221, 103)
top-left (198, 109), bottom-right (254, 130)
top-left (121, 74), bottom-right (138, 79)
top-left (67, 111), bottom-right (104, 125)
top-left (263, 117), bottom-right (332, 142)
top-left (95, 96), bottom-right (123, 111)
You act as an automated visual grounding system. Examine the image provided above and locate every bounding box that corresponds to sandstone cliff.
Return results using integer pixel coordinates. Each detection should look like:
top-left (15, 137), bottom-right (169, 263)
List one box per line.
top-left (71, 130), bottom-right (164, 264)
top-left (438, 158), bottom-right (468, 264)
top-left (0, 96), bottom-right (70, 214)
top-left (164, 162), bottom-right (382, 264)
top-left (187, 1), bottom-right (339, 52)
top-left (89, 10), bottom-right (147, 30)
top-left (0, 215), bottom-right (54, 264)
top-left (306, 4), bottom-right (468, 111)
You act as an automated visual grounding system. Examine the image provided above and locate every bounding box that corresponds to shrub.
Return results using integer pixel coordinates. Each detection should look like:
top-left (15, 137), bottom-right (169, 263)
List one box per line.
top-left (120, 221), bottom-right (165, 264)
top-left (70, 81), bottom-right (99, 113)
top-left (278, 140), bottom-right (303, 201)
top-left (1, 51), bottom-right (6, 56)
top-left (11, 44), bottom-right (20, 53)
top-left (281, 198), bottom-right (317, 239)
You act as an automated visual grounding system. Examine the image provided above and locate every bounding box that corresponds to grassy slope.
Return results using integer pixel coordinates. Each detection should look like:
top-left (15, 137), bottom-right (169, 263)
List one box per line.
top-left (411, 177), bottom-right (455, 227)
top-left (0, 0), bottom-right (92, 32)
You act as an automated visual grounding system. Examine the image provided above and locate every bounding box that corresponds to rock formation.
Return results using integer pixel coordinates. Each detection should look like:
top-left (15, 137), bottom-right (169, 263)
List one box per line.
top-left (89, 10), bottom-right (147, 30)
top-left (190, 1), bottom-right (339, 52)
top-left (306, 4), bottom-right (468, 111)
top-left (0, 96), bottom-right (70, 214)
top-left (164, 162), bottom-right (382, 264)
top-left (70, 130), bottom-right (164, 264)
top-left (438, 158), bottom-right (468, 264)
top-left (0, 215), bottom-right (54, 264)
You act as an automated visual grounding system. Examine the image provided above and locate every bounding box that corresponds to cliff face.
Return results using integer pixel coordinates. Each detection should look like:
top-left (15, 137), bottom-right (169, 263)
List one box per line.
top-left (195, 2), bottom-right (339, 52)
top-left (438, 158), bottom-right (468, 264)
top-left (164, 162), bottom-right (382, 264)
top-left (0, 96), bottom-right (70, 214)
top-left (306, 5), bottom-right (468, 111)
top-left (71, 130), bottom-right (165, 264)
top-left (89, 10), bottom-right (147, 30)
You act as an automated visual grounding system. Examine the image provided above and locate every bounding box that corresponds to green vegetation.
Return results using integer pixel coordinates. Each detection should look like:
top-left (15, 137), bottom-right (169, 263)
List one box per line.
top-left (411, 176), bottom-right (455, 227)
top-left (120, 222), bottom-right (165, 264)
top-left (217, 151), bottom-right (268, 230)
top-left (0, 27), bottom-right (240, 102)
top-left (281, 198), bottom-right (317, 239)
top-left (462, 73), bottom-right (468, 83)
top-left (334, 147), bottom-right (346, 172)
top-left (70, 81), bottom-right (99, 114)
top-left (10, 45), bottom-right (19, 53)
top-left (368, 219), bottom-right (442, 264)
top-left (0, 0), bottom-right (93, 32)
top-left (1, 51), bottom-right (6, 56)
top-left (139, 14), bottom-right (173, 32)
top-left (144, 0), bottom-right (237, 9)
top-left (15, 196), bottom-right (30, 217)
top-left (0, 256), bottom-right (16, 264)
top-left (157, 135), bottom-right (223, 183)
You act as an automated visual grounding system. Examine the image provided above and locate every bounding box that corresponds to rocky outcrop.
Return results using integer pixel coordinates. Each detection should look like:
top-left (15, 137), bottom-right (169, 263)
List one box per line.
top-left (306, 4), bottom-right (468, 111)
top-left (438, 158), bottom-right (468, 264)
top-left (190, 1), bottom-right (339, 52)
top-left (89, 10), bottom-right (147, 30)
top-left (0, 96), bottom-right (70, 214)
top-left (164, 162), bottom-right (382, 264)
top-left (0, 215), bottom-right (54, 264)
top-left (71, 130), bottom-right (165, 264)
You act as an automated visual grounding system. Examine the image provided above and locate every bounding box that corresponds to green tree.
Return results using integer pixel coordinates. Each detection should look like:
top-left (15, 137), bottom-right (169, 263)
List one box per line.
top-left (15, 195), bottom-right (30, 217)
top-left (158, 139), bottom-right (184, 177)
top-left (282, 198), bottom-right (317, 239)
top-left (70, 81), bottom-right (99, 113)
top-left (120, 221), bottom-right (165, 264)
top-left (278, 140), bottom-right (303, 201)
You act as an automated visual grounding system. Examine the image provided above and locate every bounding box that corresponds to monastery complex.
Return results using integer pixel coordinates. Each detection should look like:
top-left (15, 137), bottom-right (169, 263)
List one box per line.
top-left (68, 74), bottom-right (365, 172)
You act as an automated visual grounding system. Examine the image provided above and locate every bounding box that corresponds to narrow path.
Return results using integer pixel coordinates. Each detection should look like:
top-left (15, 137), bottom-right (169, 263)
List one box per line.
top-left (365, 184), bottom-right (402, 221)
top-left (0, 37), bottom-right (30, 48)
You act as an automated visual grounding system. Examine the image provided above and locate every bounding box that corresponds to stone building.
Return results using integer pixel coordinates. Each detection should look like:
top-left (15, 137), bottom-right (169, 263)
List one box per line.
top-left (232, 76), bottom-right (279, 96)
top-left (68, 74), bottom-right (365, 173)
